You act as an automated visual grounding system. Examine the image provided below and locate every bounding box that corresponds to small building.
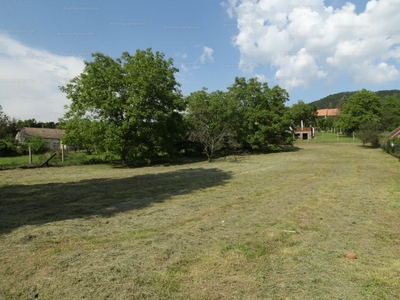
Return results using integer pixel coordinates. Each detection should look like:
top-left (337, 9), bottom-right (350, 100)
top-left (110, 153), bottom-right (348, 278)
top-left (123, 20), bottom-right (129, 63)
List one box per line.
top-left (294, 127), bottom-right (314, 140)
top-left (15, 127), bottom-right (66, 150)
top-left (387, 126), bottom-right (400, 139)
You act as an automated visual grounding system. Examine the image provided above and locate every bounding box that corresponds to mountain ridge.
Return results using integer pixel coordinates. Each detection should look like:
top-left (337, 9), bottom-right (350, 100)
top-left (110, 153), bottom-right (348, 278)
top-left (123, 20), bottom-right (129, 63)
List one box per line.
top-left (307, 89), bottom-right (400, 109)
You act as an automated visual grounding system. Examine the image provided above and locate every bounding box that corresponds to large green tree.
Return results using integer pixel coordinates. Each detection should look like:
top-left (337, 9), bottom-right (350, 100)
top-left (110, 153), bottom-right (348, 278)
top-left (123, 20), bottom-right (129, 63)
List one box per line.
top-left (381, 94), bottom-right (400, 132)
top-left (0, 105), bottom-right (12, 138)
top-left (227, 77), bottom-right (292, 150)
top-left (185, 89), bottom-right (238, 162)
top-left (60, 49), bottom-right (185, 162)
top-left (334, 89), bottom-right (382, 132)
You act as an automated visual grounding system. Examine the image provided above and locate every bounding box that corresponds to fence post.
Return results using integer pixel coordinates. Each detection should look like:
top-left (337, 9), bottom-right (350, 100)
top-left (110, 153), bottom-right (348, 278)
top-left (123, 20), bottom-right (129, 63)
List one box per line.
top-left (29, 145), bottom-right (32, 165)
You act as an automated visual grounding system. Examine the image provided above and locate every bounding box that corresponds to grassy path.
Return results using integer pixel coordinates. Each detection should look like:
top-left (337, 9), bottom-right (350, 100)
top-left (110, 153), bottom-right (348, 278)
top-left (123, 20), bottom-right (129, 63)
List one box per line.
top-left (1, 143), bottom-right (399, 299)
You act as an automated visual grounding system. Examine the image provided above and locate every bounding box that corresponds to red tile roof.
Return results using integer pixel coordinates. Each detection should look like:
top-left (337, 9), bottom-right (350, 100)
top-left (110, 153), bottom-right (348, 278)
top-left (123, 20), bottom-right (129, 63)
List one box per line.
top-left (387, 126), bottom-right (400, 138)
top-left (317, 108), bottom-right (341, 117)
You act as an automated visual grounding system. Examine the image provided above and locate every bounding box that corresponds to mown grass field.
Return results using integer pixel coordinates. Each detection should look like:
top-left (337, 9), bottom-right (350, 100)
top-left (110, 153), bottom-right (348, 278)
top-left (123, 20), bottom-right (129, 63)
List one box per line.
top-left (1, 143), bottom-right (399, 299)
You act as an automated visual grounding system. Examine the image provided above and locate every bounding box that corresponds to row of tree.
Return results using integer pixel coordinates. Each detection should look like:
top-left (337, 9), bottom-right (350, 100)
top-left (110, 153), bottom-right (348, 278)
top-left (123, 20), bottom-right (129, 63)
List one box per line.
top-left (58, 49), bottom-right (295, 162)
top-left (2, 48), bottom-right (400, 159)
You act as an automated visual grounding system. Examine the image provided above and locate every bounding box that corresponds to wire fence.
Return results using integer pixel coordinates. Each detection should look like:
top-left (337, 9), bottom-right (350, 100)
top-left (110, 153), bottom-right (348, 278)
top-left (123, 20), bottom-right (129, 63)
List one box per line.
top-left (295, 131), bottom-right (360, 144)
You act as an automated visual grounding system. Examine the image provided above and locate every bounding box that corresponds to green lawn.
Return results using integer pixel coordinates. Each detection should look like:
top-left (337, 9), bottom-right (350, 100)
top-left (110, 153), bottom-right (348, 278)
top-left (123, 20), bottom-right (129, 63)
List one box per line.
top-left (0, 151), bottom-right (101, 169)
top-left (0, 143), bottom-right (399, 299)
top-left (296, 132), bottom-right (361, 143)
top-left (0, 154), bottom-right (43, 167)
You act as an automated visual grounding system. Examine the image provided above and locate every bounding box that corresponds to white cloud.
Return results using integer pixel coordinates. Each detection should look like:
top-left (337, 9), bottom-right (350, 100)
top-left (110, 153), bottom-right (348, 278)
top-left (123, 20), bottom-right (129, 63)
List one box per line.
top-left (199, 46), bottom-right (214, 64)
top-left (254, 73), bottom-right (267, 82)
top-left (225, 0), bottom-right (400, 90)
top-left (177, 46), bottom-right (214, 77)
top-left (0, 34), bottom-right (85, 122)
top-left (274, 48), bottom-right (327, 89)
top-left (221, 0), bottom-right (239, 18)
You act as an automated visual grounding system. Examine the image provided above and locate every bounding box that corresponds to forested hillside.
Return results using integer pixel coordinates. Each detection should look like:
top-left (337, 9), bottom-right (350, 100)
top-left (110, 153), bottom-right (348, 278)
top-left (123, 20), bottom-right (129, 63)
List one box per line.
top-left (309, 90), bottom-right (400, 108)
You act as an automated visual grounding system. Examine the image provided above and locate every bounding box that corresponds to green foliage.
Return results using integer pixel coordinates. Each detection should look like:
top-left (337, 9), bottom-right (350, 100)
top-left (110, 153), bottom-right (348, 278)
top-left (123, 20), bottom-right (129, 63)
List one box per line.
top-left (0, 106), bottom-right (18, 140)
top-left (0, 135), bottom-right (19, 156)
top-left (334, 89), bottom-right (382, 132)
top-left (185, 89), bottom-right (238, 162)
top-left (308, 89), bottom-right (400, 109)
top-left (356, 120), bottom-right (382, 148)
top-left (0, 140), bottom-right (14, 156)
top-left (227, 77), bottom-right (292, 150)
top-left (59, 49), bottom-right (185, 162)
top-left (20, 135), bottom-right (49, 154)
top-left (290, 100), bottom-right (317, 128)
top-left (375, 89), bottom-right (400, 99)
top-left (381, 137), bottom-right (400, 158)
top-left (381, 95), bottom-right (400, 132)
top-left (317, 116), bottom-right (335, 131)
top-left (58, 117), bottom-right (96, 153)
top-left (308, 92), bottom-right (355, 109)
top-left (185, 78), bottom-right (292, 161)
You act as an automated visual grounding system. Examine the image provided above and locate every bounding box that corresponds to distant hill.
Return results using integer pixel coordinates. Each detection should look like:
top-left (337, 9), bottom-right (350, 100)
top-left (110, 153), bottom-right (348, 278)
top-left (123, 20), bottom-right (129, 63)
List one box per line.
top-left (308, 90), bottom-right (400, 108)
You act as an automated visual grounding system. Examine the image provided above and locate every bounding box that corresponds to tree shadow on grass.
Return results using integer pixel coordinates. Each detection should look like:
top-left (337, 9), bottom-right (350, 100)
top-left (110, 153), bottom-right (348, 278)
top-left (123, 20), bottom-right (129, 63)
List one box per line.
top-left (0, 168), bottom-right (231, 235)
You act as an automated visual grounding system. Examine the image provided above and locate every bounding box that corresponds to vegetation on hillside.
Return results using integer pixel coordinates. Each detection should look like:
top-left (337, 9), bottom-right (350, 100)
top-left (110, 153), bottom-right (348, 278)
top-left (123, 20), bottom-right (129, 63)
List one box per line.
top-left (308, 89), bottom-right (400, 109)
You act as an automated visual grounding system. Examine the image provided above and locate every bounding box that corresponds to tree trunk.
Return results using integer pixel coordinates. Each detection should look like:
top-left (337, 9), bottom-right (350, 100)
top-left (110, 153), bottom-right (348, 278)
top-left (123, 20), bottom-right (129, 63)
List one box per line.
top-left (206, 151), bottom-right (212, 162)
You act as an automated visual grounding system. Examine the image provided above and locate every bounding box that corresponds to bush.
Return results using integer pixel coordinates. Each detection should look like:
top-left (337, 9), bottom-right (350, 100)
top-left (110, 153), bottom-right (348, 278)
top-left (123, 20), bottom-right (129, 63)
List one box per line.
top-left (0, 138), bottom-right (19, 156)
top-left (356, 120), bottom-right (382, 148)
top-left (18, 135), bottom-right (49, 154)
top-left (381, 137), bottom-right (400, 157)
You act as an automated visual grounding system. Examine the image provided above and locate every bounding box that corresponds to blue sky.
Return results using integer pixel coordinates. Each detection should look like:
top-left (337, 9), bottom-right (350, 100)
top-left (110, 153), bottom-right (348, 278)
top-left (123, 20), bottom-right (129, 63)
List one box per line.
top-left (1, 0), bottom-right (399, 121)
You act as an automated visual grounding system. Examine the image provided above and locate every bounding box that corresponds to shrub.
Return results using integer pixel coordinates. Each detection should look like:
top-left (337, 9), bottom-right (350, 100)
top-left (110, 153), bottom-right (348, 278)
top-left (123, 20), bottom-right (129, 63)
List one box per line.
top-left (356, 120), bottom-right (382, 148)
top-left (19, 135), bottom-right (49, 154)
top-left (381, 137), bottom-right (400, 157)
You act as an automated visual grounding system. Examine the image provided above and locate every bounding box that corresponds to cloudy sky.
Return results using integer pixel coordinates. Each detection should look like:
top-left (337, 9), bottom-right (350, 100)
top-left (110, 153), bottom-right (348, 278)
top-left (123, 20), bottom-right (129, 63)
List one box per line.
top-left (1, 0), bottom-right (399, 122)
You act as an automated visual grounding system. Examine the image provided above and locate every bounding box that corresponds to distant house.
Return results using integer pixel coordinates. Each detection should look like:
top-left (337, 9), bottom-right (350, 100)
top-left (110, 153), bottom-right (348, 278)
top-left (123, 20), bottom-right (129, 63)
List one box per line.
top-left (387, 126), bottom-right (400, 139)
top-left (15, 127), bottom-right (66, 150)
top-left (294, 127), bottom-right (314, 140)
top-left (316, 108), bottom-right (341, 118)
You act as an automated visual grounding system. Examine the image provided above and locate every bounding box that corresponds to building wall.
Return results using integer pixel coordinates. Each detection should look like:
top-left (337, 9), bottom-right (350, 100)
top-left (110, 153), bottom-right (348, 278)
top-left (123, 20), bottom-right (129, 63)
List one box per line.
top-left (46, 138), bottom-right (61, 150)
top-left (294, 127), bottom-right (314, 140)
top-left (295, 131), bottom-right (313, 140)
